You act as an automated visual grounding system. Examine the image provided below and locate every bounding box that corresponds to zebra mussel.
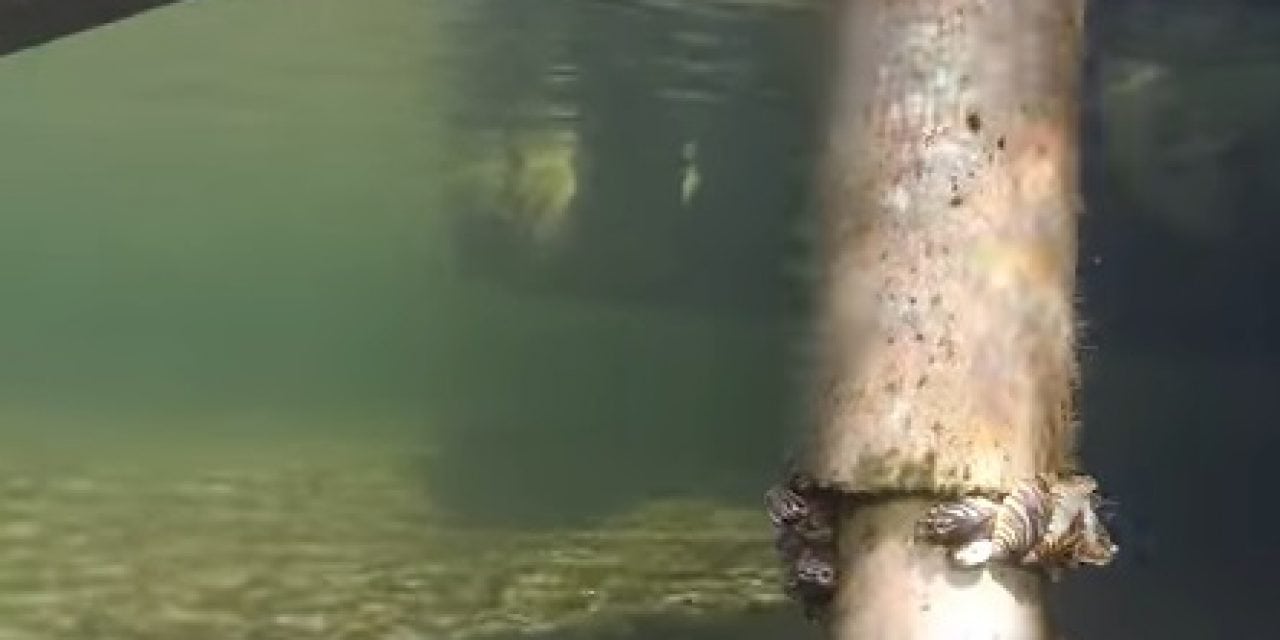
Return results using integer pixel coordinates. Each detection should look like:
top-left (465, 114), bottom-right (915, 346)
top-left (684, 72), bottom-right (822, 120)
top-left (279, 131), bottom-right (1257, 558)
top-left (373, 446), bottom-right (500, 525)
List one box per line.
top-left (764, 470), bottom-right (838, 620)
top-left (916, 473), bottom-right (1119, 578)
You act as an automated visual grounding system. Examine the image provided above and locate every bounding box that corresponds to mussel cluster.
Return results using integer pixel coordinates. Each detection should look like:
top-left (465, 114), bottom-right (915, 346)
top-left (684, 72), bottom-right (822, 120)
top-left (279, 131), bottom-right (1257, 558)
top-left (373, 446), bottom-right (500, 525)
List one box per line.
top-left (764, 471), bottom-right (839, 620)
top-left (915, 473), bottom-right (1118, 578)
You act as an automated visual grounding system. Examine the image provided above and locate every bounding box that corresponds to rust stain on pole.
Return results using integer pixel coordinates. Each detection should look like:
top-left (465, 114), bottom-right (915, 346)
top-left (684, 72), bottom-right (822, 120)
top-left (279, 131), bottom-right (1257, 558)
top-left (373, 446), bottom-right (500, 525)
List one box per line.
top-left (808, 0), bottom-right (1086, 497)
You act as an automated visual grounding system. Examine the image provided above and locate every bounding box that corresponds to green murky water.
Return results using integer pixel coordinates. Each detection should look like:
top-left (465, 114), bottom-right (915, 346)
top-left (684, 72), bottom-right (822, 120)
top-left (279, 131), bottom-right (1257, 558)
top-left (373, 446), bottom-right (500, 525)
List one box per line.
top-left (0, 1), bottom-right (809, 638)
top-left (6, 0), bottom-right (1270, 637)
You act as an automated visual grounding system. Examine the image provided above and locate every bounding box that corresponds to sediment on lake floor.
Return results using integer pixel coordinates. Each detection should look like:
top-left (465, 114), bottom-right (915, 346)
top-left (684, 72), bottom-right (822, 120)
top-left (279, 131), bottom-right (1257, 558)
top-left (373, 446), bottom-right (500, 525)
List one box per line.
top-left (0, 449), bottom-right (781, 640)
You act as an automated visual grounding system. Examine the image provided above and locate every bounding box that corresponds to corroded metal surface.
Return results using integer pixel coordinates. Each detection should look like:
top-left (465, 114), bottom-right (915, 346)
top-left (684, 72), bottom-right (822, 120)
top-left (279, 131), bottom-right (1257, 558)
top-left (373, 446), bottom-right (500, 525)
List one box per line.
top-left (806, 1), bottom-right (1089, 638)
top-left (808, 0), bottom-right (1086, 495)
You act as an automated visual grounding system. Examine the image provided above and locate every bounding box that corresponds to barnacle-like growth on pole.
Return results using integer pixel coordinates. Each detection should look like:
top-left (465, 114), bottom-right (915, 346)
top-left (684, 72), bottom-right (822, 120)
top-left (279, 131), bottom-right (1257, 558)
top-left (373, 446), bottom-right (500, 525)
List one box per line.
top-left (915, 473), bottom-right (1118, 578)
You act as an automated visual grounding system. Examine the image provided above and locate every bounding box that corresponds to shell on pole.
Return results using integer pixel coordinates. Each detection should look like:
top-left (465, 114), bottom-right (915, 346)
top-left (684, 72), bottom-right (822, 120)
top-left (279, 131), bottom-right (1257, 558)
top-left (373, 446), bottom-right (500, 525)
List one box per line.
top-left (764, 470), bottom-right (840, 621)
top-left (804, 0), bottom-right (1092, 636)
top-left (915, 473), bottom-right (1118, 576)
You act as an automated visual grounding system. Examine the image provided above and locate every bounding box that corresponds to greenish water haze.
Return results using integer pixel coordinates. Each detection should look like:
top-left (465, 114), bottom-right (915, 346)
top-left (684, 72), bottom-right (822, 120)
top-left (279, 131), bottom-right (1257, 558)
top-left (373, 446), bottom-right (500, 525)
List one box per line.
top-left (0, 0), bottom-right (790, 502)
top-left (0, 0), bottom-right (449, 422)
top-left (1, 0), bottom-right (1278, 638)
top-left (0, 1), bottom-right (800, 637)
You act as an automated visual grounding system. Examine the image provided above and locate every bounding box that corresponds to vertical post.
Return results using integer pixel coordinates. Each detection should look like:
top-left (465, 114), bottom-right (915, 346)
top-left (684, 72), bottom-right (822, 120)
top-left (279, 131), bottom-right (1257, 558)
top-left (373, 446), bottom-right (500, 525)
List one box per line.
top-left (807, 1), bottom-right (1087, 638)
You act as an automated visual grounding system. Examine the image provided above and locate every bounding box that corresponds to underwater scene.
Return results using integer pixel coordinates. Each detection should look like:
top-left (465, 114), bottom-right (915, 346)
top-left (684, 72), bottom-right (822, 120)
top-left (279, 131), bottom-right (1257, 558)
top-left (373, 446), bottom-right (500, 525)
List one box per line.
top-left (0, 0), bottom-right (1277, 638)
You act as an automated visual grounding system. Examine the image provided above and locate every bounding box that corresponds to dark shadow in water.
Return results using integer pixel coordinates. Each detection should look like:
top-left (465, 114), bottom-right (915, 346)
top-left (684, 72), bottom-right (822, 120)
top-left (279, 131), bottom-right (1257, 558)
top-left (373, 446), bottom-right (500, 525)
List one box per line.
top-left (427, 0), bottom-right (821, 531)
top-left (0, 0), bottom-right (180, 56)
top-left (450, 0), bottom-right (1280, 354)
top-left (418, 322), bottom-right (799, 528)
top-left (449, 0), bottom-right (820, 320)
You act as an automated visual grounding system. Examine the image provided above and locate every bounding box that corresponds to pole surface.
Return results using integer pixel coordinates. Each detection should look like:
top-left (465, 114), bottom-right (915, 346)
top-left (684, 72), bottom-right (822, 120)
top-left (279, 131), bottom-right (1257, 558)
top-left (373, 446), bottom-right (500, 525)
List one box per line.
top-left (806, 1), bottom-right (1087, 638)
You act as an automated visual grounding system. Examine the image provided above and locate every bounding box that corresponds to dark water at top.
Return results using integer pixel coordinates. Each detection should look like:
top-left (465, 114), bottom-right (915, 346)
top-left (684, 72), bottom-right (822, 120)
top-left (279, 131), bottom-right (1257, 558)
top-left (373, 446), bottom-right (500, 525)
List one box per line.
top-left (0, 0), bottom-right (1277, 638)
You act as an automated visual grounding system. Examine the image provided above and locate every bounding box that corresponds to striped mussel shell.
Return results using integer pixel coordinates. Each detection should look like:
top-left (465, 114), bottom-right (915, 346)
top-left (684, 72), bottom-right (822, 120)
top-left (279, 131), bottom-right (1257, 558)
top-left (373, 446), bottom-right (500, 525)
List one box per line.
top-left (916, 473), bottom-right (1119, 573)
top-left (765, 467), bottom-right (839, 620)
top-left (785, 545), bottom-right (837, 619)
top-left (765, 470), bottom-right (837, 544)
top-left (1067, 519), bottom-right (1118, 567)
top-left (789, 546), bottom-right (837, 592)
top-left (765, 484), bottom-right (810, 528)
top-left (989, 475), bottom-right (1054, 563)
top-left (1029, 474), bottom-right (1119, 569)
top-left (916, 496), bottom-right (999, 547)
